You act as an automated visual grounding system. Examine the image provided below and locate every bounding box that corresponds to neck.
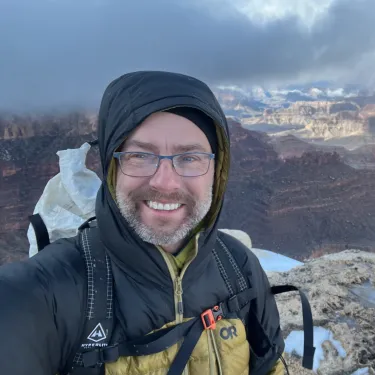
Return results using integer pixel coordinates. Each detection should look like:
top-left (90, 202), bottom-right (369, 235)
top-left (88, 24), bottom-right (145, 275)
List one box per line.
top-left (158, 231), bottom-right (196, 254)
top-left (160, 240), bottom-right (184, 254)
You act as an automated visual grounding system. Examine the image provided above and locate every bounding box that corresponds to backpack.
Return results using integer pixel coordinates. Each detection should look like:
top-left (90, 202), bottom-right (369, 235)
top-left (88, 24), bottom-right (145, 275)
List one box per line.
top-left (29, 214), bottom-right (315, 375)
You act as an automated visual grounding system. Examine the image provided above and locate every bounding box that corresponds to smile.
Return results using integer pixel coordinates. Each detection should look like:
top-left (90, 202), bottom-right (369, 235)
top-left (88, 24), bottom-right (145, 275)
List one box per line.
top-left (145, 201), bottom-right (182, 211)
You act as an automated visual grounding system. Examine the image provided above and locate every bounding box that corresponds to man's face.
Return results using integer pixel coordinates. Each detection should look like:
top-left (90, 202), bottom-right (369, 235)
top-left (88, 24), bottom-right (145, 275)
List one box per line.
top-left (115, 111), bottom-right (215, 251)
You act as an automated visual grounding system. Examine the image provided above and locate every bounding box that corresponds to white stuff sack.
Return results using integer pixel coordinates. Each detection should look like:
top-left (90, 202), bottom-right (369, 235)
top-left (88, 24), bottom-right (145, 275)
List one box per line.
top-left (27, 142), bottom-right (101, 257)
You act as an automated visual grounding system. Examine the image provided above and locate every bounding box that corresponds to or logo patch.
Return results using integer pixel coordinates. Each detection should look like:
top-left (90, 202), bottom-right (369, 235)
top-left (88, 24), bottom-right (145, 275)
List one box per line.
top-left (87, 323), bottom-right (107, 343)
top-left (220, 326), bottom-right (238, 340)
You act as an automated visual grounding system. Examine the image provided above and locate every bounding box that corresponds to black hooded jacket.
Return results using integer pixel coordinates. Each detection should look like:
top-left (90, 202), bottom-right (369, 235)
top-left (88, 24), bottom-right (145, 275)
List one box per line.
top-left (0, 71), bottom-right (285, 375)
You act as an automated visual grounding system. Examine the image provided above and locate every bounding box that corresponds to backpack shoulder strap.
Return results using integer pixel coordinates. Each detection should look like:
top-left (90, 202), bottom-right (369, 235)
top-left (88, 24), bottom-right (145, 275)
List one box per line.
top-left (214, 232), bottom-right (315, 372)
top-left (65, 219), bottom-right (115, 375)
top-left (214, 232), bottom-right (249, 295)
top-left (28, 213), bottom-right (50, 251)
top-left (270, 285), bottom-right (315, 370)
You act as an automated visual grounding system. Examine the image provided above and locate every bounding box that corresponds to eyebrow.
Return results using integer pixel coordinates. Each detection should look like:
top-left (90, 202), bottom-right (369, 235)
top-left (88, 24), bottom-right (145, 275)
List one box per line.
top-left (123, 140), bottom-right (210, 154)
top-left (123, 140), bottom-right (159, 153)
top-left (174, 143), bottom-right (209, 153)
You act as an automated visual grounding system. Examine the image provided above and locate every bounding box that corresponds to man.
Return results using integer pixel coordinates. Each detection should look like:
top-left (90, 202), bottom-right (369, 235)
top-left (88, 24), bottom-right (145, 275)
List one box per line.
top-left (0, 71), bottom-right (285, 374)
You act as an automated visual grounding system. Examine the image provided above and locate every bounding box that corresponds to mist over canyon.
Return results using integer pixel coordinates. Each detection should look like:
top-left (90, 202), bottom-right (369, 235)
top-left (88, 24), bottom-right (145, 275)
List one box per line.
top-left (2, 83), bottom-right (375, 265)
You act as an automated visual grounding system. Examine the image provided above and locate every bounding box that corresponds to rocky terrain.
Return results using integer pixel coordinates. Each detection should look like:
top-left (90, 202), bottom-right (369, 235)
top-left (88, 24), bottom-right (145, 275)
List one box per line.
top-left (242, 102), bottom-right (375, 149)
top-left (269, 134), bottom-right (375, 169)
top-left (220, 120), bottom-right (375, 260)
top-left (215, 85), bottom-right (375, 150)
top-left (2, 113), bottom-right (375, 264)
top-left (227, 229), bottom-right (375, 375)
top-left (0, 111), bottom-right (97, 140)
top-left (273, 250), bottom-right (375, 375)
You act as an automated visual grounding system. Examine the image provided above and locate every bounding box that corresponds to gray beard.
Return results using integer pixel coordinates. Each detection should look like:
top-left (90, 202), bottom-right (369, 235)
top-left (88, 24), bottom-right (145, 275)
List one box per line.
top-left (116, 186), bottom-right (212, 246)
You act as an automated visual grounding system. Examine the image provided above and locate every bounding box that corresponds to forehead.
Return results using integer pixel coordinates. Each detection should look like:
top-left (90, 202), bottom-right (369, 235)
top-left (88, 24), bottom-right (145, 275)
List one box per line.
top-left (124, 112), bottom-right (211, 151)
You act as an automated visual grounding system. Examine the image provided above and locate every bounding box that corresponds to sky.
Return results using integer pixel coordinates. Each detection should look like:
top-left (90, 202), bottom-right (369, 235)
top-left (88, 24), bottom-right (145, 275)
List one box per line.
top-left (1, 0), bottom-right (375, 111)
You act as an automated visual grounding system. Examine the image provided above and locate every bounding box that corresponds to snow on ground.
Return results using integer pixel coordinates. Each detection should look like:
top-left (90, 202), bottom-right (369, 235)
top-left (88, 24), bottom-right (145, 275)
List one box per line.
top-left (219, 229), bottom-right (303, 272)
top-left (219, 229), bottom-right (303, 273)
top-left (220, 229), bottom-right (374, 375)
top-left (251, 248), bottom-right (303, 272)
top-left (350, 368), bottom-right (369, 375)
top-left (285, 326), bottom-right (347, 372)
top-left (349, 280), bottom-right (375, 308)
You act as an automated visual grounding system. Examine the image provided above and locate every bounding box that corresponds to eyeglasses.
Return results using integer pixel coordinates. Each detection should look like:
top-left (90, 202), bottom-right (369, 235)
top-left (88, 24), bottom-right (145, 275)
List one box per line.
top-left (113, 151), bottom-right (215, 177)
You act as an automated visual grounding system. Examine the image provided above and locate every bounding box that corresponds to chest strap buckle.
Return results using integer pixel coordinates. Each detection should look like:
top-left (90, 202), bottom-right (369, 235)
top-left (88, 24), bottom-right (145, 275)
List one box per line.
top-left (201, 304), bottom-right (223, 330)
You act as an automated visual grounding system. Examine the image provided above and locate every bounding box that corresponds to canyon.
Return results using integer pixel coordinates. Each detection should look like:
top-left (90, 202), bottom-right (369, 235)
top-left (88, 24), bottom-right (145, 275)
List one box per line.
top-left (1, 110), bottom-right (375, 264)
top-left (243, 102), bottom-right (375, 147)
top-left (215, 84), bottom-right (375, 150)
top-left (221, 120), bottom-right (375, 260)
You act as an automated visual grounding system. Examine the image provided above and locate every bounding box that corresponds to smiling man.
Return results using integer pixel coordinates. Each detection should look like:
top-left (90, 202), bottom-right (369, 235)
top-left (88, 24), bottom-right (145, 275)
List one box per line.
top-left (115, 109), bottom-right (216, 253)
top-left (0, 71), bottom-right (286, 375)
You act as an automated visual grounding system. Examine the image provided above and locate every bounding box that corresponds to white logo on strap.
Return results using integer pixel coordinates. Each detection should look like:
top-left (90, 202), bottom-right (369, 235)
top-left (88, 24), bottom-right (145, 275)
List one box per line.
top-left (87, 323), bottom-right (107, 343)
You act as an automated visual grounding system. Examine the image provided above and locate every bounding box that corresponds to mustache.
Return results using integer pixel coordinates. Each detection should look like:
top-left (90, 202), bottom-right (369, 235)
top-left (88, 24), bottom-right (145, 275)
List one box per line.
top-left (128, 188), bottom-right (194, 205)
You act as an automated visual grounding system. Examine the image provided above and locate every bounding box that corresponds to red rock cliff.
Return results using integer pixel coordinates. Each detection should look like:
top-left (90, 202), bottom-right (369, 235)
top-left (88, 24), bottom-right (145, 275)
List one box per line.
top-left (1, 114), bottom-right (375, 264)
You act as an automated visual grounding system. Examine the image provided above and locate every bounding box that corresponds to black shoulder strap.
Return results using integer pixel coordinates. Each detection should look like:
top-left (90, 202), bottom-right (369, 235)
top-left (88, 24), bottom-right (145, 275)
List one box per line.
top-left (214, 233), bottom-right (315, 372)
top-left (271, 285), bottom-right (316, 370)
top-left (66, 221), bottom-right (115, 375)
top-left (213, 234), bottom-right (250, 297)
top-left (28, 213), bottom-right (50, 251)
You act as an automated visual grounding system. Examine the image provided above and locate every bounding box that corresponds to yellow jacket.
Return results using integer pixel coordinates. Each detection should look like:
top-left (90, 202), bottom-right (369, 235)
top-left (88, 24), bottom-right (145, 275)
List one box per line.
top-left (102, 235), bottom-right (286, 375)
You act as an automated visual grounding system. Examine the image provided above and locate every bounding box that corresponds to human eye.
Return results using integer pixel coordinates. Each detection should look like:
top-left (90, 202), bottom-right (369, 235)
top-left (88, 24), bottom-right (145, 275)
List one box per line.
top-left (178, 153), bottom-right (203, 163)
top-left (126, 152), bottom-right (151, 159)
top-left (124, 152), bottom-right (153, 161)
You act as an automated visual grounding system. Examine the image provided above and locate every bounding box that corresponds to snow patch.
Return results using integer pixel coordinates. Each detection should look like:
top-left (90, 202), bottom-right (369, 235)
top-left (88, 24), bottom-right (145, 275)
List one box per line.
top-left (351, 368), bottom-right (369, 375)
top-left (251, 248), bottom-right (303, 272)
top-left (218, 229), bottom-right (303, 273)
top-left (349, 280), bottom-right (375, 308)
top-left (285, 326), bottom-right (346, 372)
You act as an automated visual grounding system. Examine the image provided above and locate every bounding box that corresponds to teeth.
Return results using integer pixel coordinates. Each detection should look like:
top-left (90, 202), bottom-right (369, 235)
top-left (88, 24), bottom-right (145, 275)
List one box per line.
top-left (147, 201), bottom-right (182, 211)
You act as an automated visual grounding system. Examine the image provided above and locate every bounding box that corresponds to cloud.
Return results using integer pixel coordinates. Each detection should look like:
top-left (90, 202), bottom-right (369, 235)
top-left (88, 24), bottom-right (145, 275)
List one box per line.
top-left (236, 0), bottom-right (333, 26)
top-left (0, 0), bottom-right (374, 111)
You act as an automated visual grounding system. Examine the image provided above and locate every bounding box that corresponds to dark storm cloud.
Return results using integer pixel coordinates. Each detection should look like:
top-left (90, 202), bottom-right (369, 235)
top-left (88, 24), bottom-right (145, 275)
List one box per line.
top-left (0, 0), bottom-right (374, 111)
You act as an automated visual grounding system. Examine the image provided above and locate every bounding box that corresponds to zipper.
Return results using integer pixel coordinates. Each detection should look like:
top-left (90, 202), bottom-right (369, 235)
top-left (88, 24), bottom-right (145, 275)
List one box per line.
top-left (172, 264), bottom-right (193, 375)
top-left (206, 328), bottom-right (216, 375)
top-left (156, 237), bottom-right (225, 375)
top-left (175, 277), bottom-right (184, 323)
top-left (209, 330), bottom-right (223, 375)
top-left (158, 245), bottom-right (198, 375)
top-left (175, 275), bottom-right (188, 375)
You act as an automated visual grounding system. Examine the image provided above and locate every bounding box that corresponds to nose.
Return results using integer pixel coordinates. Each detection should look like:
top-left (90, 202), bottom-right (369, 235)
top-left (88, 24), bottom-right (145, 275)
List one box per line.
top-left (149, 158), bottom-right (181, 191)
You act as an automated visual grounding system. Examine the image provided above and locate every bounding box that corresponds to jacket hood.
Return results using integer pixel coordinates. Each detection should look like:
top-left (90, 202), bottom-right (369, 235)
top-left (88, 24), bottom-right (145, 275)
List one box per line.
top-left (95, 71), bottom-right (231, 286)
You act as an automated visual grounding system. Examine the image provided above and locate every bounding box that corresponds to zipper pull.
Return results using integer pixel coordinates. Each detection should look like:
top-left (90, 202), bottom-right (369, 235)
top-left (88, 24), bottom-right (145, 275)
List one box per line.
top-left (175, 278), bottom-right (184, 315)
top-left (175, 277), bottom-right (183, 296)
